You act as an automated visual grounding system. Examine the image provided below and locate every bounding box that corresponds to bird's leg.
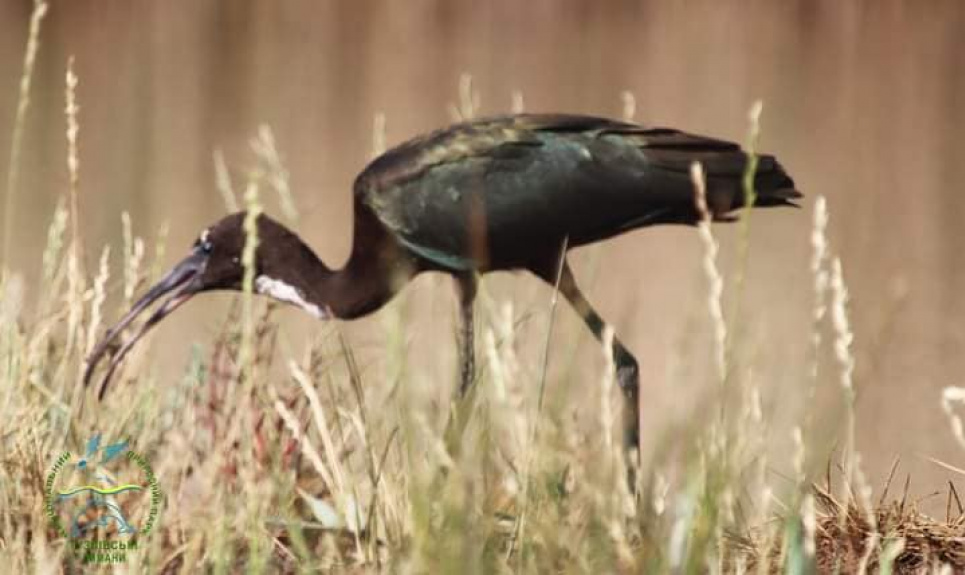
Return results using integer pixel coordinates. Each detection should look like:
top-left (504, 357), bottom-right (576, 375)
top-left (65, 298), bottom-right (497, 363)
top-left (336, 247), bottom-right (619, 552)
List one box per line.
top-left (546, 261), bottom-right (641, 472)
top-left (441, 273), bottom-right (479, 465)
top-left (456, 273), bottom-right (477, 396)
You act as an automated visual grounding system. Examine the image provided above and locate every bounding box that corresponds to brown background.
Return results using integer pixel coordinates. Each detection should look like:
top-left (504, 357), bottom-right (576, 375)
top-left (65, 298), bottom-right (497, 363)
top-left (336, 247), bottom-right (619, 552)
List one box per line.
top-left (1, 1), bottom-right (963, 497)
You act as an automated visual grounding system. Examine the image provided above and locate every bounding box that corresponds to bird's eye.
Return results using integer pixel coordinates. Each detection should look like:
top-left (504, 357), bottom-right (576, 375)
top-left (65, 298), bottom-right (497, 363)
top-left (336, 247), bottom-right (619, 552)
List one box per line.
top-left (200, 241), bottom-right (213, 254)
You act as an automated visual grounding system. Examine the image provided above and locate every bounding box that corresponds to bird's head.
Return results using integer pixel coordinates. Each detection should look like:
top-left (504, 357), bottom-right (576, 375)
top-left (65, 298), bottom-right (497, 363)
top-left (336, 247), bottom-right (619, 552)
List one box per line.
top-left (84, 211), bottom-right (329, 398)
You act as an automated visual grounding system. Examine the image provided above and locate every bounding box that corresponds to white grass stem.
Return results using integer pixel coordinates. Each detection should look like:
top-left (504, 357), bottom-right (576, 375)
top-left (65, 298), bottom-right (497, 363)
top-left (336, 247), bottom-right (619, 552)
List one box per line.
top-left (213, 149), bottom-right (239, 212)
top-left (2, 0), bottom-right (49, 266)
top-left (691, 162), bottom-right (727, 383)
top-left (251, 126), bottom-right (298, 223)
top-left (372, 113), bottom-right (387, 158)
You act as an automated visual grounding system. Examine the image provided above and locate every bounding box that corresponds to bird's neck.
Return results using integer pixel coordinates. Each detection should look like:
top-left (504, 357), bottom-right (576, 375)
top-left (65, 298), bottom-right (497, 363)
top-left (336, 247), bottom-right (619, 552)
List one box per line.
top-left (305, 203), bottom-right (413, 320)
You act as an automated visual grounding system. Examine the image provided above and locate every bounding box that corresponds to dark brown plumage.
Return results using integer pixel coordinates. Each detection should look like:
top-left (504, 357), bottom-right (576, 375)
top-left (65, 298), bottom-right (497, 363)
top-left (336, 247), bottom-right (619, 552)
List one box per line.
top-left (84, 113), bottom-right (801, 463)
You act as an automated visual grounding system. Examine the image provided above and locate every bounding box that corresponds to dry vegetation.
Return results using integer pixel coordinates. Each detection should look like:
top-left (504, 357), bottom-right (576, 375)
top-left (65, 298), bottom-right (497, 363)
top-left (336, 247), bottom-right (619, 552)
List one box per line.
top-left (2, 5), bottom-right (965, 574)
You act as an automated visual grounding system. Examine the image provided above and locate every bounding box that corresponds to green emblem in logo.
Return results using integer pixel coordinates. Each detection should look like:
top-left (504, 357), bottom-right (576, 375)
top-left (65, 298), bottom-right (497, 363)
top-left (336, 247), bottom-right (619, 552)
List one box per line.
top-left (44, 434), bottom-right (161, 564)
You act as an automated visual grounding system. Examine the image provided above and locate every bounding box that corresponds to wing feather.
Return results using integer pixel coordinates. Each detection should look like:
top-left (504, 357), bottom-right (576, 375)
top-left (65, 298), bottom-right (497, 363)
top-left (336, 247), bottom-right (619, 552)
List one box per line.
top-left (355, 114), bottom-right (798, 271)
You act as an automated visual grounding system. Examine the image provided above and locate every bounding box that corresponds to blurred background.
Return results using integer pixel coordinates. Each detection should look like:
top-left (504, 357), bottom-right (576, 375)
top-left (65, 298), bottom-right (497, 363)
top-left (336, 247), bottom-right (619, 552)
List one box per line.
top-left (1, 1), bottom-right (963, 497)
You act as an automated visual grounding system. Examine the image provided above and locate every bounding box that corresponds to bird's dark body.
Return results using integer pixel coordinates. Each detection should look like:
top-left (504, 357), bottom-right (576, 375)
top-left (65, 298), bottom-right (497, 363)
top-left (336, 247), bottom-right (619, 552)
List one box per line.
top-left (355, 114), bottom-right (797, 273)
top-left (85, 113), bottom-right (801, 486)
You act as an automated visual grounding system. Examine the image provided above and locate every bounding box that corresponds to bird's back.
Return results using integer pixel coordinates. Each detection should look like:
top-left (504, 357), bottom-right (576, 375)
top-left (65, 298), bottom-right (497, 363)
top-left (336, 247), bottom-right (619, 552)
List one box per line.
top-left (355, 114), bottom-right (799, 271)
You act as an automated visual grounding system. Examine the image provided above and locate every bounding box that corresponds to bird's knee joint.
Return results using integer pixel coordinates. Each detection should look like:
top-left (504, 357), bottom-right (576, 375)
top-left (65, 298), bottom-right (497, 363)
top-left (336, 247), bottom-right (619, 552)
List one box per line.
top-left (614, 350), bottom-right (639, 397)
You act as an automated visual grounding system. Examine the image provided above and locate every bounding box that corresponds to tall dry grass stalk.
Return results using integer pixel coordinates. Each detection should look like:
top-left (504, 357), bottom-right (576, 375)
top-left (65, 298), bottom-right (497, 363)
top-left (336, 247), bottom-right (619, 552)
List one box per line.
top-left (510, 90), bottom-right (525, 114)
top-left (830, 255), bottom-right (857, 497)
top-left (690, 162), bottom-right (727, 383)
top-left (251, 126), bottom-right (298, 224)
top-left (728, 101), bottom-right (763, 346)
top-left (371, 113), bottom-right (387, 158)
top-left (121, 211), bottom-right (145, 306)
top-left (65, 57), bottom-right (82, 263)
top-left (213, 149), bottom-right (239, 213)
top-left (806, 195), bottom-right (830, 450)
top-left (61, 58), bottom-right (85, 387)
top-left (621, 91), bottom-right (636, 122)
top-left (239, 180), bottom-right (263, 376)
top-left (2, 0), bottom-right (48, 267)
top-left (512, 236), bottom-right (568, 569)
top-left (940, 387), bottom-right (965, 451)
top-left (449, 73), bottom-right (480, 122)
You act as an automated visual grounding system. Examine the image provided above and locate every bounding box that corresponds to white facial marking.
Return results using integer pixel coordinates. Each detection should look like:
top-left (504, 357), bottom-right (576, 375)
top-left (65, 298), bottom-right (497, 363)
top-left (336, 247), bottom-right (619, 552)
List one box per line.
top-left (255, 275), bottom-right (328, 319)
top-left (200, 229), bottom-right (210, 243)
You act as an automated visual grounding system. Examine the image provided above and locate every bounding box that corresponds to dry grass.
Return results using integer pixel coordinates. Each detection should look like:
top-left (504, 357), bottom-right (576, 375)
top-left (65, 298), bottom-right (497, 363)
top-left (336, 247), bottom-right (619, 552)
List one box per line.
top-left (810, 484), bottom-right (965, 573)
top-left (725, 470), bottom-right (965, 574)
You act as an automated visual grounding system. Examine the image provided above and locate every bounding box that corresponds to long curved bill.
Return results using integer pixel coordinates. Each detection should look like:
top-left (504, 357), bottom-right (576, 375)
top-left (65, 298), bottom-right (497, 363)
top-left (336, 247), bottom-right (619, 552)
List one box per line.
top-left (83, 250), bottom-right (206, 399)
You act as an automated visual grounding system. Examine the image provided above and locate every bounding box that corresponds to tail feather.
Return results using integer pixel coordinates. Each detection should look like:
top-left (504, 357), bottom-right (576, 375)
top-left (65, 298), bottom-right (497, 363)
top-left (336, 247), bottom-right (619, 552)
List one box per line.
top-left (704, 154), bottom-right (801, 219)
top-left (749, 155), bottom-right (801, 207)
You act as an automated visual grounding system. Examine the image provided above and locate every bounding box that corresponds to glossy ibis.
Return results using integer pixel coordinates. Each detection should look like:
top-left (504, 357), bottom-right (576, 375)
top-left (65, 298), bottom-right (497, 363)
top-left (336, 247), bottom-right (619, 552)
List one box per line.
top-left (84, 113), bottom-right (800, 462)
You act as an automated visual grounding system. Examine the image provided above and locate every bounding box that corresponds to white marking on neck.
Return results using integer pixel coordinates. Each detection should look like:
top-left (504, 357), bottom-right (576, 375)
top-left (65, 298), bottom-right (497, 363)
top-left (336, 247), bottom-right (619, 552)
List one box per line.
top-left (255, 275), bottom-right (328, 319)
